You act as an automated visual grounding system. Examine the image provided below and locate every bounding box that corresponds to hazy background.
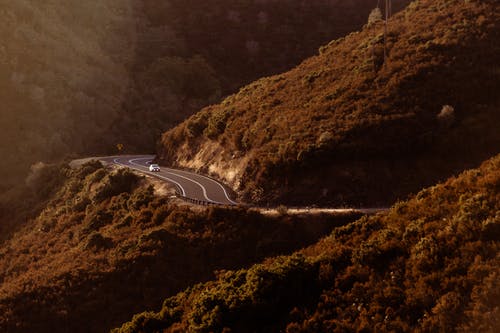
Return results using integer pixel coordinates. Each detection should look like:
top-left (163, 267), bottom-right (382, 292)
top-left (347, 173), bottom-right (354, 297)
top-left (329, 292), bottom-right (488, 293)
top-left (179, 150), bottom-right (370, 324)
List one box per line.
top-left (0, 0), bottom-right (411, 190)
top-left (0, 0), bottom-right (137, 189)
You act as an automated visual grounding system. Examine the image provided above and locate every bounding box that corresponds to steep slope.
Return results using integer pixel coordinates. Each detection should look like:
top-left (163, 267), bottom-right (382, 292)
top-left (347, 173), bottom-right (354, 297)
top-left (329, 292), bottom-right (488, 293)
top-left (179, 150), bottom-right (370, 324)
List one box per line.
top-left (0, 1), bottom-right (137, 187)
top-left (114, 153), bottom-right (500, 333)
top-left (137, 0), bottom-right (412, 94)
top-left (0, 162), bottom-right (359, 333)
top-left (157, 0), bottom-right (500, 206)
top-left (110, 0), bottom-right (412, 153)
top-left (0, 0), bottom-right (412, 189)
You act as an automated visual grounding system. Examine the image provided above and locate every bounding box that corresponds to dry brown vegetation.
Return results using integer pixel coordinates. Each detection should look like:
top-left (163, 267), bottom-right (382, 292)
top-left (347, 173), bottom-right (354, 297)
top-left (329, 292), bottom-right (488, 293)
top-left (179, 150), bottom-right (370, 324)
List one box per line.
top-left (0, 162), bottom-right (360, 333)
top-left (1, 1), bottom-right (499, 332)
top-left (114, 154), bottom-right (500, 333)
top-left (110, 0), bottom-right (413, 156)
top-left (136, 0), bottom-right (411, 94)
top-left (0, 0), bottom-right (397, 190)
top-left (158, 0), bottom-right (500, 206)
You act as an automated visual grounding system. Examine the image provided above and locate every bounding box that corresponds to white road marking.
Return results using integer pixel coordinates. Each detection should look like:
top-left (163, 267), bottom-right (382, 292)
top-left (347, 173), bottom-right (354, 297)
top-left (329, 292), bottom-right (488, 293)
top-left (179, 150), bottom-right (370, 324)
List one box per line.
top-left (170, 169), bottom-right (238, 205)
top-left (128, 156), bottom-right (237, 205)
top-left (113, 157), bottom-right (187, 197)
top-left (92, 156), bottom-right (385, 211)
top-left (129, 157), bottom-right (217, 203)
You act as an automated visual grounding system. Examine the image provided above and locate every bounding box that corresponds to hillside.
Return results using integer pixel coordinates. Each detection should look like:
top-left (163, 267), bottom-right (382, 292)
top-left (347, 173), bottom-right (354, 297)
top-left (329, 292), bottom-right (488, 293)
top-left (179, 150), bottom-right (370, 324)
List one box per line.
top-left (114, 153), bottom-right (500, 332)
top-left (0, 1), bottom-right (136, 188)
top-left (109, 0), bottom-right (412, 154)
top-left (0, 162), bottom-right (360, 333)
top-left (136, 0), bottom-right (411, 94)
top-left (0, 1), bottom-right (408, 189)
top-left (157, 0), bottom-right (500, 206)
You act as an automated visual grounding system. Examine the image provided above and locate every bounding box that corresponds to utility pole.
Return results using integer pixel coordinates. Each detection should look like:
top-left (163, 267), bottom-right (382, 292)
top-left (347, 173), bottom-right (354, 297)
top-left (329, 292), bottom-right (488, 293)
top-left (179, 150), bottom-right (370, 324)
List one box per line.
top-left (383, 0), bottom-right (389, 67)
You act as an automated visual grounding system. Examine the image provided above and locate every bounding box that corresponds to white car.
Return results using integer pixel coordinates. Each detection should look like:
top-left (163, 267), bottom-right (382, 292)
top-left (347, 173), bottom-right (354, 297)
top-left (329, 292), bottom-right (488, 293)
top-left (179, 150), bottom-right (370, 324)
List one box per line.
top-left (149, 163), bottom-right (160, 172)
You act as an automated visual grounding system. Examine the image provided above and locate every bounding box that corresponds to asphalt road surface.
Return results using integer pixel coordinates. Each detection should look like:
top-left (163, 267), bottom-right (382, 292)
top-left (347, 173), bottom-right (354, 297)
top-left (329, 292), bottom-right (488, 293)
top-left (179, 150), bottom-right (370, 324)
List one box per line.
top-left (100, 155), bottom-right (237, 205)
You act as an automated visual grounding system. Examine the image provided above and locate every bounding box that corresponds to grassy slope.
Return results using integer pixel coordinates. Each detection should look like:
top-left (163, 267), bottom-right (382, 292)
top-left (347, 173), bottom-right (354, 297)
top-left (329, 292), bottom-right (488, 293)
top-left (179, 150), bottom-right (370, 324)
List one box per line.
top-left (157, 0), bottom-right (500, 206)
top-left (114, 154), bottom-right (500, 333)
top-left (0, 162), bottom-right (360, 333)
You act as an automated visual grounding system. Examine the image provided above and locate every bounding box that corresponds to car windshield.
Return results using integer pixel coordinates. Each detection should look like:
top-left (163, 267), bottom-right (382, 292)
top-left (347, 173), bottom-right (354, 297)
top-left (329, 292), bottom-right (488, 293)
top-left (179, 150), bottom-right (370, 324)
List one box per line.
top-left (150, 164), bottom-right (159, 167)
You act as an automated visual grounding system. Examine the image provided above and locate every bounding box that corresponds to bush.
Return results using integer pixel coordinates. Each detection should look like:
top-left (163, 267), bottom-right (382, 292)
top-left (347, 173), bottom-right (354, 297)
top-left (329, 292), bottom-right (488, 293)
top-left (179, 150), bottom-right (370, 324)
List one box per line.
top-left (204, 109), bottom-right (231, 139)
top-left (76, 161), bottom-right (104, 179)
top-left (82, 210), bottom-right (114, 234)
top-left (115, 154), bottom-right (500, 332)
top-left (187, 254), bottom-right (319, 332)
top-left (94, 169), bottom-right (141, 202)
top-left (186, 113), bottom-right (209, 138)
top-left (128, 185), bottom-right (155, 210)
top-left (85, 232), bottom-right (113, 251)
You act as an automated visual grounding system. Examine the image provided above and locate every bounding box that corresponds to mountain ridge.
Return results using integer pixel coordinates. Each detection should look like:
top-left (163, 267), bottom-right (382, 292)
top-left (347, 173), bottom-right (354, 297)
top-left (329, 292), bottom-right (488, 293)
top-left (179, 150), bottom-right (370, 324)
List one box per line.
top-left (114, 153), bottom-right (500, 332)
top-left (157, 0), bottom-right (500, 206)
top-left (0, 161), bottom-right (360, 332)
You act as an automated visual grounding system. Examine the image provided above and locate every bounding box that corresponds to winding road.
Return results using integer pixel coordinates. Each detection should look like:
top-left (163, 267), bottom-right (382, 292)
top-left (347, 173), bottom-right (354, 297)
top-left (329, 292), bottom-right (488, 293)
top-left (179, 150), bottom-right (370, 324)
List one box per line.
top-left (71, 155), bottom-right (387, 213)
top-left (100, 155), bottom-right (237, 205)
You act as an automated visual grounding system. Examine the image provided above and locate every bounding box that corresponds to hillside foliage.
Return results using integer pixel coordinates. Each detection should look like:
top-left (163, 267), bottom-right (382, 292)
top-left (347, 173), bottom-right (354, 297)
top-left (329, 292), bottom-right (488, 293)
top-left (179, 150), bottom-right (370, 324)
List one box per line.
top-left (109, 0), bottom-right (413, 155)
top-left (158, 0), bottom-right (500, 206)
top-left (0, 162), bottom-right (359, 333)
top-left (0, 0), bottom-right (402, 189)
top-left (114, 154), bottom-right (500, 333)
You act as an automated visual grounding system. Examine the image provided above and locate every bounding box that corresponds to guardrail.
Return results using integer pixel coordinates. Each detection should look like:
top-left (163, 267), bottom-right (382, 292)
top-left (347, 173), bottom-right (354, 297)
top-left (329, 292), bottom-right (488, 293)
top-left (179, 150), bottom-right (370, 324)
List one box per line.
top-left (174, 192), bottom-right (222, 206)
